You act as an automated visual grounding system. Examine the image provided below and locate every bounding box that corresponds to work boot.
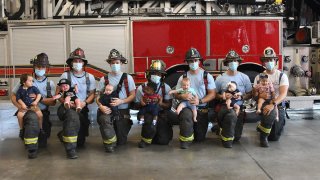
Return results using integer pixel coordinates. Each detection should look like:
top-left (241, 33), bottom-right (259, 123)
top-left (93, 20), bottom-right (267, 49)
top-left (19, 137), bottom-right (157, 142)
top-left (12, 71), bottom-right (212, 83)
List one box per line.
top-left (138, 140), bottom-right (149, 148)
top-left (57, 131), bottom-right (63, 143)
top-left (180, 141), bottom-right (191, 149)
top-left (260, 134), bottom-right (269, 148)
top-left (67, 149), bottom-right (78, 159)
top-left (222, 140), bottom-right (233, 148)
top-left (105, 146), bottom-right (115, 153)
top-left (28, 149), bottom-right (38, 159)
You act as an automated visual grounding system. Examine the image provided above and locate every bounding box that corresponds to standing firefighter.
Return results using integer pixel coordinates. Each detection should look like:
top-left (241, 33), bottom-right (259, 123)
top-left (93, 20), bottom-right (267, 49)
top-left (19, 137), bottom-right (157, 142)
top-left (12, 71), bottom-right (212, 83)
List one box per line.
top-left (135, 60), bottom-right (173, 148)
top-left (96, 49), bottom-right (136, 153)
top-left (215, 50), bottom-right (252, 148)
top-left (253, 47), bottom-right (289, 147)
top-left (56, 48), bottom-right (96, 159)
top-left (174, 48), bottom-right (216, 149)
top-left (11, 53), bottom-right (56, 158)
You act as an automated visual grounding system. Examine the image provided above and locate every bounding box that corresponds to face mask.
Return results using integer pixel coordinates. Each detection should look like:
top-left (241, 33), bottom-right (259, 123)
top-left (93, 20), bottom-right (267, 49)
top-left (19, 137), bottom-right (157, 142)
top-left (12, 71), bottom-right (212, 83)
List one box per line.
top-left (228, 61), bottom-right (238, 71)
top-left (35, 69), bottom-right (46, 77)
top-left (73, 63), bottom-right (83, 71)
top-left (150, 75), bottom-right (161, 84)
top-left (265, 61), bottom-right (275, 70)
top-left (111, 64), bottom-right (121, 72)
top-left (189, 62), bottom-right (199, 71)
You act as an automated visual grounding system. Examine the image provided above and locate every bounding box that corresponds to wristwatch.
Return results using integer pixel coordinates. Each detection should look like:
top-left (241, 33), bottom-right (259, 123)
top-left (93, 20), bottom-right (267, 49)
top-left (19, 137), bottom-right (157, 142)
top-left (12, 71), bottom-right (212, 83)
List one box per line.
top-left (199, 99), bottom-right (203, 104)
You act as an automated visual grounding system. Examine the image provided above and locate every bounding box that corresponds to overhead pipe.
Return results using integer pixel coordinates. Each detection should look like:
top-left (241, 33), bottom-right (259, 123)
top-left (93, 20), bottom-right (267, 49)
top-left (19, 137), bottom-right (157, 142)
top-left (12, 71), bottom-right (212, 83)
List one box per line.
top-left (217, 0), bottom-right (275, 5)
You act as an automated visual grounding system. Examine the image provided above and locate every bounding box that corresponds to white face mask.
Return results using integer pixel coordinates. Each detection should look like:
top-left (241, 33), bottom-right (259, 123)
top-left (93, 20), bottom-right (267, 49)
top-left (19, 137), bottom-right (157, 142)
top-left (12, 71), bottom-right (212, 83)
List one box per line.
top-left (111, 64), bottom-right (121, 72)
top-left (189, 62), bottom-right (199, 71)
top-left (228, 61), bottom-right (239, 71)
top-left (35, 69), bottom-right (46, 77)
top-left (73, 63), bottom-right (83, 71)
top-left (150, 75), bottom-right (161, 84)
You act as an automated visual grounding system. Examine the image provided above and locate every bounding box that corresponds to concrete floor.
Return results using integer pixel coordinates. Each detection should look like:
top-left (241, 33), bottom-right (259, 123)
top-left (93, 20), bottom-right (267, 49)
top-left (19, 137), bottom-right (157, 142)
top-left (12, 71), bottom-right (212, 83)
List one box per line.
top-left (1, 100), bottom-right (320, 180)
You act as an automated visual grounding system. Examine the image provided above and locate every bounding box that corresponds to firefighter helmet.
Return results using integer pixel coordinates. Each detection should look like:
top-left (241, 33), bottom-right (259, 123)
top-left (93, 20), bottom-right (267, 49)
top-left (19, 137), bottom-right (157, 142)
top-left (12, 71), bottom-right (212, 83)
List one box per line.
top-left (66, 47), bottom-right (88, 65)
top-left (260, 47), bottom-right (278, 62)
top-left (223, 50), bottom-right (242, 66)
top-left (146, 60), bottom-right (166, 74)
top-left (106, 49), bottom-right (128, 64)
top-left (31, 53), bottom-right (50, 67)
top-left (185, 48), bottom-right (203, 62)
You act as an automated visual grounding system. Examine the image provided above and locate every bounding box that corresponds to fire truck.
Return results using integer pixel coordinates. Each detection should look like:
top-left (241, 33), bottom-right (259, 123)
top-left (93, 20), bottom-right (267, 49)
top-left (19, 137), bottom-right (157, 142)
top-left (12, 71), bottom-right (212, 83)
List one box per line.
top-left (0, 0), bottom-right (319, 109)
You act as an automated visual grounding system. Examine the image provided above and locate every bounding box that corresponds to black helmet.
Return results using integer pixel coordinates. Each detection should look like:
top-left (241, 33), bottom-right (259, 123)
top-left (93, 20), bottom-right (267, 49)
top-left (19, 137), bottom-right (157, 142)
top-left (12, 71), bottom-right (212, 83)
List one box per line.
top-left (260, 47), bottom-right (278, 62)
top-left (106, 49), bottom-right (127, 64)
top-left (223, 50), bottom-right (243, 66)
top-left (185, 48), bottom-right (203, 62)
top-left (146, 60), bottom-right (166, 75)
top-left (31, 53), bottom-right (50, 67)
top-left (66, 48), bottom-right (88, 65)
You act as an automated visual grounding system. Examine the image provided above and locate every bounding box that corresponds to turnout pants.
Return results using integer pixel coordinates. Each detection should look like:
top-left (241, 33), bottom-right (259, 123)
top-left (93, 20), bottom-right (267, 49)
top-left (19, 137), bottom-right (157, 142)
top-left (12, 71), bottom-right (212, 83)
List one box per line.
top-left (140, 110), bottom-right (173, 145)
top-left (57, 105), bottom-right (90, 151)
top-left (38, 109), bottom-right (52, 147)
top-left (217, 105), bottom-right (245, 143)
top-left (97, 109), bottom-right (132, 148)
top-left (23, 111), bottom-right (40, 151)
top-left (257, 103), bottom-right (277, 138)
top-left (179, 108), bottom-right (209, 143)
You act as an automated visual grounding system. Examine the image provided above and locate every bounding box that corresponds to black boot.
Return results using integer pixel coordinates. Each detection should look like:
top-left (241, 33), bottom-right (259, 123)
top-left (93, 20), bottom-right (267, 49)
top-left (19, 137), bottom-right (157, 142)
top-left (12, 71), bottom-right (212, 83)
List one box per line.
top-left (260, 134), bottom-right (269, 148)
top-left (180, 141), bottom-right (191, 149)
top-left (28, 149), bottom-right (38, 159)
top-left (138, 140), bottom-right (149, 148)
top-left (67, 149), bottom-right (78, 159)
top-left (222, 140), bottom-right (233, 148)
top-left (104, 146), bottom-right (115, 153)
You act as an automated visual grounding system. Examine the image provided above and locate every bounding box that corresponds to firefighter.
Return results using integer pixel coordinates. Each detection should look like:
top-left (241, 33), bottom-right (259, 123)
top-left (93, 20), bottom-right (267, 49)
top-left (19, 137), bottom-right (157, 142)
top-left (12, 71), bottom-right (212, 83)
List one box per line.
top-left (96, 49), bottom-right (136, 153)
top-left (56, 48), bottom-right (96, 159)
top-left (135, 60), bottom-right (173, 148)
top-left (174, 48), bottom-right (216, 149)
top-left (215, 50), bottom-right (252, 148)
top-left (11, 53), bottom-right (56, 158)
top-left (253, 47), bottom-right (289, 147)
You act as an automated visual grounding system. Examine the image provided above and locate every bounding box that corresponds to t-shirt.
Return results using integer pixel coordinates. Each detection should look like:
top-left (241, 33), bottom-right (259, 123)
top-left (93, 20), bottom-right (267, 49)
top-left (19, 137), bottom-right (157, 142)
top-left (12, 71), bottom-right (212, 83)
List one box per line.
top-left (98, 72), bottom-right (136, 109)
top-left (255, 83), bottom-right (275, 100)
top-left (176, 88), bottom-right (197, 97)
top-left (16, 86), bottom-right (40, 106)
top-left (215, 72), bottom-right (252, 105)
top-left (253, 70), bottom-right (289, 97)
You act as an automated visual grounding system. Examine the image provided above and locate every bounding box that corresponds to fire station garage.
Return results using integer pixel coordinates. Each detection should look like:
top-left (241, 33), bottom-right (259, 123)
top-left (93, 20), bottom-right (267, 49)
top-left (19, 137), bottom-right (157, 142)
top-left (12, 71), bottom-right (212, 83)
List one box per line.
top-left (1, 0), bottom-right (320, 179)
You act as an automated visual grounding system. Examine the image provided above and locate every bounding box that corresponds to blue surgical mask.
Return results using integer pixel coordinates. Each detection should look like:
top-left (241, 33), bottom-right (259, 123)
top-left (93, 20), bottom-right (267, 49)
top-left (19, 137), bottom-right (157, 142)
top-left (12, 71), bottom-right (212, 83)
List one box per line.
top-left (111, 64), bottom-right (121, 72)
top-left (228, 61), bottom-right (238, 71)
top-left (35, 69), bottom-right (46, 77)
top-left (265, 61), bottom-right (275, 70)
top-left (73, 63), bottom-right (83, 71)
top-left (189, 62), bottom-right (199, 71)
top-left (150, 75), bottom-right (161, 84)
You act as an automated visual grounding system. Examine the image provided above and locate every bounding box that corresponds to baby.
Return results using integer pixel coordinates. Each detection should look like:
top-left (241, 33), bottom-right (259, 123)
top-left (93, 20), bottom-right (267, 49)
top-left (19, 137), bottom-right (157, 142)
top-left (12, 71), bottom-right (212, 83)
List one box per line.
top-left (53, 78), bottom-right (81, 112)
top-left (223, 81), bottom-right (242, 116)
top-left (16, 74), bottom-right (43, 138)
top-left (254, 73), bottom-right (278, 120)
top-left (99, 84), bottom-right (119, 120)
top-left (139, 82), bottom-right (161, 125)
top-left (169, 77), bottom-right (198, 122)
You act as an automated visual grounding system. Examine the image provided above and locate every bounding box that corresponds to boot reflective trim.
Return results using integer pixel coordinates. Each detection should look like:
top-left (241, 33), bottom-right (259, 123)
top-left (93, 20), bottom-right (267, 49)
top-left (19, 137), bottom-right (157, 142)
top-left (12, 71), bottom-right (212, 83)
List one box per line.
top-left (179, 134), bottom-right (194, 142)
top-left (24, 137), bottom-right (38, 145)
top-left (103, 136), bottom-right (117, 144)
top-left (257, 123), bottom-right (271, 134)
top-left (141, 137), bottom-right (152, 144)
top-left (63, 136), bottom-right (77, 143)
top-left (220, 128), bottom-right (234, 141)
top-left (220, 134), bottom-right (234, 141)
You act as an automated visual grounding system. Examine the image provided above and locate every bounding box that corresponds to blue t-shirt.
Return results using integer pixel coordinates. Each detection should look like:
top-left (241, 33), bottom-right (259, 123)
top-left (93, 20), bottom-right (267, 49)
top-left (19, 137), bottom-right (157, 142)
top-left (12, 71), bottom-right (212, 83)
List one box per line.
top-left (16, 86), bottom-right (40, 106)
top-left (215, 72), bottom-right (252, 105)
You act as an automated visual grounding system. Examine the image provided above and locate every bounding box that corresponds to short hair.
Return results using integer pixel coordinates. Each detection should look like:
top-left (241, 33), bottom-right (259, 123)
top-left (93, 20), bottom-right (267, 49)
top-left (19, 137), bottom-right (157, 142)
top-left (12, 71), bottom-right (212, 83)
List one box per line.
top-left (259, 73), bottom-right (269, 79)
top-left (181, 77), bottom-right (190, 85)
top-left (20, 74), bottom-right (31, 85)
